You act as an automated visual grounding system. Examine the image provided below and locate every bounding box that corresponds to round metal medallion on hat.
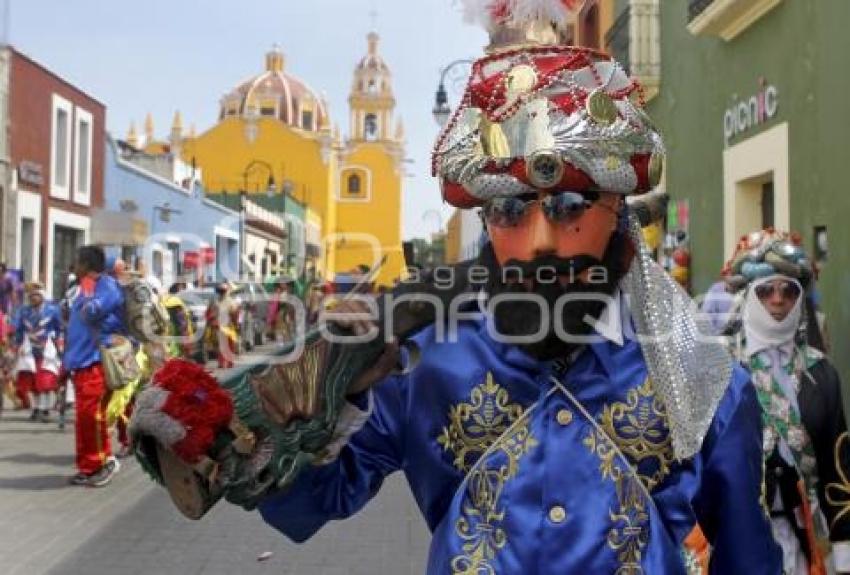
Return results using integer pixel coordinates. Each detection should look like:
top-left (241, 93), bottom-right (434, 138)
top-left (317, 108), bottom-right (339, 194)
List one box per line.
top-left (586, 88), bottom-right (618, 126)
top-left (505, 64), bottom-right (538, 101)
top-left (527, 150), bottom-right (565, 189)
top-left (648, 152), bottom-right (664, 188)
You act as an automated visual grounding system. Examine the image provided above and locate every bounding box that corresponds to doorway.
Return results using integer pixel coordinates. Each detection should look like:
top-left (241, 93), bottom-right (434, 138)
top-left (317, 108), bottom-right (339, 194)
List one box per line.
top-left (723, 122), bottom-right (789, 258)
top-left (52, 225), bottom-right (84, 298)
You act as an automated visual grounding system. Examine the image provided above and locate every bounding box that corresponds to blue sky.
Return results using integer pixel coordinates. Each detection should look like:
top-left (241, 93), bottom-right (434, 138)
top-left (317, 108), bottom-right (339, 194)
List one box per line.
top-left (4, 0), bottom-right (488, 239)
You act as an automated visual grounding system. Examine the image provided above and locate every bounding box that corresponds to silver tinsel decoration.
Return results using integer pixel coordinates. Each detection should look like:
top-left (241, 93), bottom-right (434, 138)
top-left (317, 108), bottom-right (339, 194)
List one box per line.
top-left (624, 214), bottom-right (733, 459)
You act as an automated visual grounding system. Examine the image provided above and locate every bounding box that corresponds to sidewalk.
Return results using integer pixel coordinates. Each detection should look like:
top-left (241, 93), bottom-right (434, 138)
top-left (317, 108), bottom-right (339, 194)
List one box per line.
top-left (0, 373), bottom-right (430, 574)
top-left (0, 409), bottom-right (154, 575)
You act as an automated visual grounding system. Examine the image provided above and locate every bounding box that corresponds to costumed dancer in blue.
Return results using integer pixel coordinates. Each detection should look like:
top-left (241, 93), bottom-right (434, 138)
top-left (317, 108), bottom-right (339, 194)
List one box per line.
top-left (64, 245), bottom-right (127, 487)
top-left (13, 282), bottom-right (62, 422)
top-left (130, 1), bottom-right (782, 572)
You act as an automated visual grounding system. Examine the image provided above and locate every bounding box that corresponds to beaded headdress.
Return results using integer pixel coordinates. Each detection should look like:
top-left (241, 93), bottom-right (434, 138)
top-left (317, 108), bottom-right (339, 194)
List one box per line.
top-left (432, 0), bottom-right (665, 208)
top-left (723, 229), bottom-right (815, 292)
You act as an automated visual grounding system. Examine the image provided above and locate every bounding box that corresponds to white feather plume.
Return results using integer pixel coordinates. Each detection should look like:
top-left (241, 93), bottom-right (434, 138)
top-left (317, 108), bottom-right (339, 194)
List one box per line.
top-left (459, 0), bottom-right (499, 29)
top-left (459, 0), bottom-right (581, 31)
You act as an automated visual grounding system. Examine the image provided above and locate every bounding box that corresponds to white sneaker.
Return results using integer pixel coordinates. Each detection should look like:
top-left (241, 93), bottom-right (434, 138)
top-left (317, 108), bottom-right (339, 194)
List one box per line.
top-left (86, 459), bottom-right (119, 487)
top-left (106, 455), bottom-right (121, 474)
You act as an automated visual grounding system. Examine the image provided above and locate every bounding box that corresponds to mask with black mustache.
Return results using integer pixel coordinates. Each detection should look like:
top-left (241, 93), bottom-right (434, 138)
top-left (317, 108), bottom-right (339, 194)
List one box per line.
top-left (479, 232), bottom-right (629, 361)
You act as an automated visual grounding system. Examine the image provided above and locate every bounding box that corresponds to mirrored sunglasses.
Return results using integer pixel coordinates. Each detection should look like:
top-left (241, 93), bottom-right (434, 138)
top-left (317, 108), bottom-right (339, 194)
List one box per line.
top-left (481, 191), bottom-right (600, 228)
top-left (754, 280), bottom-right (801, 301)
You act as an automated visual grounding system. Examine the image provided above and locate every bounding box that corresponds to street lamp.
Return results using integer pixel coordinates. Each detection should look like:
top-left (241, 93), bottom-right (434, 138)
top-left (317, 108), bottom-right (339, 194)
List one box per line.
top-left (433, 82), bottom-right (451, 129)
top-left (432, 59), bottom-right (475, 128)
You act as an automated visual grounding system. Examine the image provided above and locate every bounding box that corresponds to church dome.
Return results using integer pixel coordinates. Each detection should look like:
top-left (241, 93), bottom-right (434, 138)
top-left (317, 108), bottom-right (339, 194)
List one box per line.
top-left (219, 46), bottom-right (328, 131)
top-left (352, 32), bottom-right (393, 97)
top-left (356, 32), bottom-right (391, 74)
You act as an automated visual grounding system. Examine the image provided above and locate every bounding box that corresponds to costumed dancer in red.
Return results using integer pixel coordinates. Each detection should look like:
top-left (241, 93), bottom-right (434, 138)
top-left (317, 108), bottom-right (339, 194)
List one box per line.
top-left (63, 246), bottom-right (127, 487)
top-left (13, 283), bottom-right (62, 422)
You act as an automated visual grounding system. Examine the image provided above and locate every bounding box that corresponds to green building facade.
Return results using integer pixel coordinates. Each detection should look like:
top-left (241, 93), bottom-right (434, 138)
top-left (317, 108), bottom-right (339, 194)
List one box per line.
top-left (608, 0), bottom-right (850, 383)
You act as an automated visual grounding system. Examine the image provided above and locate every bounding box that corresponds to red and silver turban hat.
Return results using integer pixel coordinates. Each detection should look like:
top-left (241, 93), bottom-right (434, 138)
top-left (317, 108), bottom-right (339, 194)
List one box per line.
top-left (432, 0), bottom-right (665, 208)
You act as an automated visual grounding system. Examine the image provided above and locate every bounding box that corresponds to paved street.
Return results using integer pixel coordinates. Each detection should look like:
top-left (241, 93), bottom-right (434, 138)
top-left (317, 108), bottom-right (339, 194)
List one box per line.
top-left (0, 355), bottom-right (430, 575)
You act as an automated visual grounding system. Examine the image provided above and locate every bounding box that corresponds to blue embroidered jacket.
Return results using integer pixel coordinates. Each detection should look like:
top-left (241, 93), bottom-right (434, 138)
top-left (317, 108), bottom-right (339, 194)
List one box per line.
top-left (63, 274), bottom-right (126, 371)
top-left (259, 311), bottom-right (782, 573)
top-left (14, 302), bottom-right (62, 360)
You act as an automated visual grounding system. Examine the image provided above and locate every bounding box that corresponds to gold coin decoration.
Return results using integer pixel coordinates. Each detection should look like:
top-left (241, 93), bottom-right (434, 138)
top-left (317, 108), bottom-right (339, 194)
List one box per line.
top-left (586, 88), bottom-right (618, 125)
top-left (480, 116), bottom-right (512, 158)
top-left (648, 152), bottom-right (664, 188)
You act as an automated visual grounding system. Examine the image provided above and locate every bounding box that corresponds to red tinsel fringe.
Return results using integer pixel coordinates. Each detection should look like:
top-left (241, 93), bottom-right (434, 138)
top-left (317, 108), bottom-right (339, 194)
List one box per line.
top-left (154, 359), bottom-right (234, 464)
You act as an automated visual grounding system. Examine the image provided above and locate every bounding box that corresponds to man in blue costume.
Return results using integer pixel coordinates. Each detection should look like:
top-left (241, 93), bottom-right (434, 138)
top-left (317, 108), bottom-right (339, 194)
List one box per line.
top-left (256, 2), bottom-right (781, 572)
top-left (131, 1), bottom-right (781, 572)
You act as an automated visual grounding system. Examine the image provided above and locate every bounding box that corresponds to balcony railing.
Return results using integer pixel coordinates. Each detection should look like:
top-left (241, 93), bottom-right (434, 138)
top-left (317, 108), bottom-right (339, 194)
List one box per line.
top-left (688, 0), bottom-right (714, 22)
top-left (687, 0), bottom-right (784, 41)
top-left (604, 0), bottom-right (661, 102)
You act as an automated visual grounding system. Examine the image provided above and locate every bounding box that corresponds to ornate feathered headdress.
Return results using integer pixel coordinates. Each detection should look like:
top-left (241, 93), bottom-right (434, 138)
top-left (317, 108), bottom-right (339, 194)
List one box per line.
top-left (723, 229), bottom-right (815, 292)
top-left (434, 0), bottom-right (664, 208)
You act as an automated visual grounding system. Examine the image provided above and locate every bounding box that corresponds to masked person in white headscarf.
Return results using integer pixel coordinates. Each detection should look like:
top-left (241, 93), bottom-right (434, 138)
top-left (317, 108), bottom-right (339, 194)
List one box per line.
top-left (724, 229), bottom-right (850, 575)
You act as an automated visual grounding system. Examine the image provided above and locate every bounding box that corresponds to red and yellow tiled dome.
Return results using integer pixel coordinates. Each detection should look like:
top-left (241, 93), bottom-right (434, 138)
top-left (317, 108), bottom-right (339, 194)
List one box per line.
top-left (219, 46), bottom-right (329, 132)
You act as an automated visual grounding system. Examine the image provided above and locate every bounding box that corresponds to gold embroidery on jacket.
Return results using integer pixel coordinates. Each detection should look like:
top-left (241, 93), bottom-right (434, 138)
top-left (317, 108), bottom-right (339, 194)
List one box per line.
top-left (438, 372), bottom-right (537, 574)
top-left (584, 378), bottom-right (674, 574)
top-left (597, 378), bottom-right (675, 491)
top-left (825, 432), bottom-right (850, 530)
top-left (438, 372), bottom-right (525, 474)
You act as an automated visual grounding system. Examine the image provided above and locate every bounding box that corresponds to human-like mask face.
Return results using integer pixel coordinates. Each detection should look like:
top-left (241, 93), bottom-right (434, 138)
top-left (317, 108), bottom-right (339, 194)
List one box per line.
top-left (485, 190), bottom-right (623, 283)
top-left (481, 190), bottom-right (627, 360)
top-left (754, 277), bottom-right (802, 321)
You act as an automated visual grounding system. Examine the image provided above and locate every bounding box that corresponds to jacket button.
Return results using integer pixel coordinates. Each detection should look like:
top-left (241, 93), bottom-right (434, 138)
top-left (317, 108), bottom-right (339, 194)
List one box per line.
top-left (556, 409), bottom-right (573, 426)
top-left (549, 505), bottom-right (567, 524)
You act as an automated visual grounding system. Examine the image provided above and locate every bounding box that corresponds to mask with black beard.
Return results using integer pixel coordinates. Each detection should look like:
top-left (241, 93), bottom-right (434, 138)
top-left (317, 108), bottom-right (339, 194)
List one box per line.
top-left (480, 232), bottom-right (629, 361)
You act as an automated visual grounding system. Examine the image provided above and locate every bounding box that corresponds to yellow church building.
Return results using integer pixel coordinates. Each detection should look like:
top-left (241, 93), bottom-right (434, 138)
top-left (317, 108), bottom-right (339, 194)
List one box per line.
top-left (132, 33), bottom-right (406, 286)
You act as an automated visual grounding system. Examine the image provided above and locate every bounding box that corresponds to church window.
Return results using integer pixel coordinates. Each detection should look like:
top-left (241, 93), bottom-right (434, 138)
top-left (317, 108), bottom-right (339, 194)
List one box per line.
top-left (348, 174), bottom-right (361, 194)
top-left (260, 99), bottom-right (276, 117)
top-left (368, 79), bottom-right (378, 94)
top-left (302, 111), bottom-right (314, 130)
top-left (292, 98), bottom-right (300, 124)
top-left (365, 114), bottom-right (378, 141)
